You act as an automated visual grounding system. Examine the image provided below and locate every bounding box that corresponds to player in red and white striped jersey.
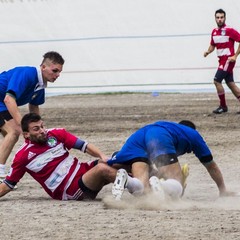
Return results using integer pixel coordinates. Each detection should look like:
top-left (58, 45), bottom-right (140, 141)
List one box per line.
top-left (0, 113), bottom-right (118, 200)
top-left (204, 9), bottom-right (240, 114)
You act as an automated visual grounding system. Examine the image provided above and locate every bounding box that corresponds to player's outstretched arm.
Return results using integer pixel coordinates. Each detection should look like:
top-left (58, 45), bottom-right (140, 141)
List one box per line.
top-left (0, 182), bottom-right (12, 198)
top-left (85, 143), bottom-right (109, 162)
top-left (203, 161), bottom-right (235, 196)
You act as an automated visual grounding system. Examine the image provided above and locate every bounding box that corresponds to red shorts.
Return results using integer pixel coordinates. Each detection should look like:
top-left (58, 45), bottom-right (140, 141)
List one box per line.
top-left (66, 160), bottom-right (99, 200)
top-left (218, 57), bottom-right (235, 73)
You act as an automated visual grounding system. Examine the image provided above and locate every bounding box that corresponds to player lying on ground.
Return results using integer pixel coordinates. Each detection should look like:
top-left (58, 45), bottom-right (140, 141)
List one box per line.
top-left (108, 120), bottom-right (235, 200)
top-left (0, 113), bottom-right (118, 201)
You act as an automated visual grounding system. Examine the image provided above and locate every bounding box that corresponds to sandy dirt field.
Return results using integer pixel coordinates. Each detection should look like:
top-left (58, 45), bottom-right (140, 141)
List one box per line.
top-left (1, 92), bottom-right (240, 240)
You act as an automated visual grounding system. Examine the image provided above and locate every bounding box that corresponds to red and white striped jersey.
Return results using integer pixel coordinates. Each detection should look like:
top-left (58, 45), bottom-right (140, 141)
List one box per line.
top-left (210, 24), bottom-right (240, 72)
top-left (5, 128), bottom-right (94, 200)
top-left (211, 24), bottom-right (240, 58)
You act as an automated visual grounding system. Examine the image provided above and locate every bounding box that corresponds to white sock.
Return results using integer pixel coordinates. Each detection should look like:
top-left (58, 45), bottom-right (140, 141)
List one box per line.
top-left (126, 176), bottom-right (144, 196)
top-left (0, 164), bottom-right (6, 174)
top-left (160, 179), bottom-right (183, 199)
top-left (0, 163), bottom-right (6, 171)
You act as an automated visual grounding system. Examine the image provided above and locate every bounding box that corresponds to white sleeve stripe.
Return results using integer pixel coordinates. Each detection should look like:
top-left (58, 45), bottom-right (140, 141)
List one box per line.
top-left (81, 142), bottom-right (88, 152)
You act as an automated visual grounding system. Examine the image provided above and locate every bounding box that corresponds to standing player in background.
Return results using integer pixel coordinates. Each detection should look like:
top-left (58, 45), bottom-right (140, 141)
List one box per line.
top-left (204, 9), bottom-right (240, 114)
top-left (0, 51), bottom-right (64, 179)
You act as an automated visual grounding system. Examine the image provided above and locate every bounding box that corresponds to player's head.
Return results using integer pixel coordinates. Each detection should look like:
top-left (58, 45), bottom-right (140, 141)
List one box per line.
top-left (215, 9), bottom-right (226, 17)
top-left (21, 113), bottom-right (48, 144)
top-left (41, 51), bottom-right (65, 65)
top-left (179, 120), bottom-right (196, 130)
top-left (215, 9), bottom-right (226, 27)
top-left (40, 51), bottom-right (64, 83)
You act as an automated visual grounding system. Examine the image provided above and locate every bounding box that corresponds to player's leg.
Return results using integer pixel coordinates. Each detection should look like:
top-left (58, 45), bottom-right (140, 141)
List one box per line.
top-left (81, 162), bottom-right (117, 192)
top-left (213, 70), bottom-right (228, 113)
top-left (130, 160), bottom-right (150, 191)
top-left (224, 69), bottom-right (240, 96)
top-left (149, 154), bottom-right (184, 200)
top-left (156, 162), bottom-right (183, 199)
top-left (0, 114), bottom-right (21, 178)
top-left (144, 128), bottom-right (184, 199)
top-left (227, 82), bottom-right (240, 97)
top-left (108, 147), bottom-right (148, 199)
top-left (226, 81), bottom-right (240, 113)
top-left (157, 160), bottom-right (182, 182)
top-left (112, 160), bottom-right (147, 200)
top-left (223, 69), bottom-right (240, 112)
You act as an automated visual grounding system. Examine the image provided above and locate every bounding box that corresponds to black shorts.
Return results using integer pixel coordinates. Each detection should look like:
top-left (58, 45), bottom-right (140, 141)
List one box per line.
top-left (214, 69), bottom-right (234, 83)
top-left (119, 157), bottom-right (149, 165)
top-left (0, 111), bottom-right (13, 127)
top-left (152, 154), bottom-right (178, 168)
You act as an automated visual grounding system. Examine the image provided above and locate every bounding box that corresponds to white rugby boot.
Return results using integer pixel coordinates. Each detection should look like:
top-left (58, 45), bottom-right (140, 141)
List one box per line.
top-left (112, 169), bottom-right (128, 200)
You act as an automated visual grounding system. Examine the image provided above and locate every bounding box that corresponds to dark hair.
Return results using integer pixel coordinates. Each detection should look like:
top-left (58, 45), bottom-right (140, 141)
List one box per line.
top-left (41, 51), bottom-right (65, 65)
top-left (179, 120), bottom-right (196, 130)
top-left (21, 113), bottom-right (42, 132)
top-left (215, 9), bottom-right (226, 17)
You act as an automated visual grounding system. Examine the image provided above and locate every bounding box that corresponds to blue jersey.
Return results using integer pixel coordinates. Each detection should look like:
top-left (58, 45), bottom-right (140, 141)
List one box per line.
top-left (108, 121), bottom-right (212, 165)
top-left (0, 66), bottom-right (45, 112)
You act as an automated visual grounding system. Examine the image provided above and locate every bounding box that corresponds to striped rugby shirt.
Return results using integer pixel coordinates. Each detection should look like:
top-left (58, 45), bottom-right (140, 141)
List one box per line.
top-left (210, 24), bottom-right (240, 72)
top-left (4, 128), bottom-right (95, 200)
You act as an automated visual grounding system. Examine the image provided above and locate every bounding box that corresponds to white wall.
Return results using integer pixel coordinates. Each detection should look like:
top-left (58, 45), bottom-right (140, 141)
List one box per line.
top-left (1, 0), bottom-right (240, 95)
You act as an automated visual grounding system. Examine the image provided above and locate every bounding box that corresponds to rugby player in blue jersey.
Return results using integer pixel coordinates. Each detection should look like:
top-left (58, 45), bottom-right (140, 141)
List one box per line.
top-left (108, 120), bottom-right (234, 200)
top-left (0, 51), bottom-right (64, 178)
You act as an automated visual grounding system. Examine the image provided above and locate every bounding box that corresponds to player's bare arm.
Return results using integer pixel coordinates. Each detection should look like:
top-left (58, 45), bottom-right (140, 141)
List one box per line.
top-left (203, 161), bottom-right (235, 196)
top-left (228, 42), bottom-right (240, 62)
top-left (0, 182), bottom-right (12, 198)
top-left (204, 45), bottom-right (215, 57)
top-left (85, 143), bottom-right (109, 162)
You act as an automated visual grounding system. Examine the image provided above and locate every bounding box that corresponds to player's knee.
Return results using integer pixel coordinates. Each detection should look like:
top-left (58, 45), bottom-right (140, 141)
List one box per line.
top-left (9, 128), bottom-right (21, 142)
top-left (214, 80), bottom-right (221, 87)
top-left (4, 122), bottom-right (21, 136)
top-left (95, 162), bottom-right (113, 176)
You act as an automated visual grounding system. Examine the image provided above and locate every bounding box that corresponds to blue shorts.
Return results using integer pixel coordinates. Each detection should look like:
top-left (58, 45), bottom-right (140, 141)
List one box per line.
top-left (214, 69), bottom-right (234, 83)
top-left (107, 126), bottom-right (176, 166)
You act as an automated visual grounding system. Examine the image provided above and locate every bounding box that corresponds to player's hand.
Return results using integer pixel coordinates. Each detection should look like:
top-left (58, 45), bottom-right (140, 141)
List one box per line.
top-left (228, 56), bottom-right (236, 62)
top-left (204, 51), bottom-right (209, 57)
top-left (99, 154), bottom-right (109, 163)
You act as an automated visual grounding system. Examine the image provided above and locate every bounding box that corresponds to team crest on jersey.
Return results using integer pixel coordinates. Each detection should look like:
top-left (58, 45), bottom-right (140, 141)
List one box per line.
top-left (47, 137), bottom-right (57, 147)
top-left (221, 29), bottom-right (226, 36)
